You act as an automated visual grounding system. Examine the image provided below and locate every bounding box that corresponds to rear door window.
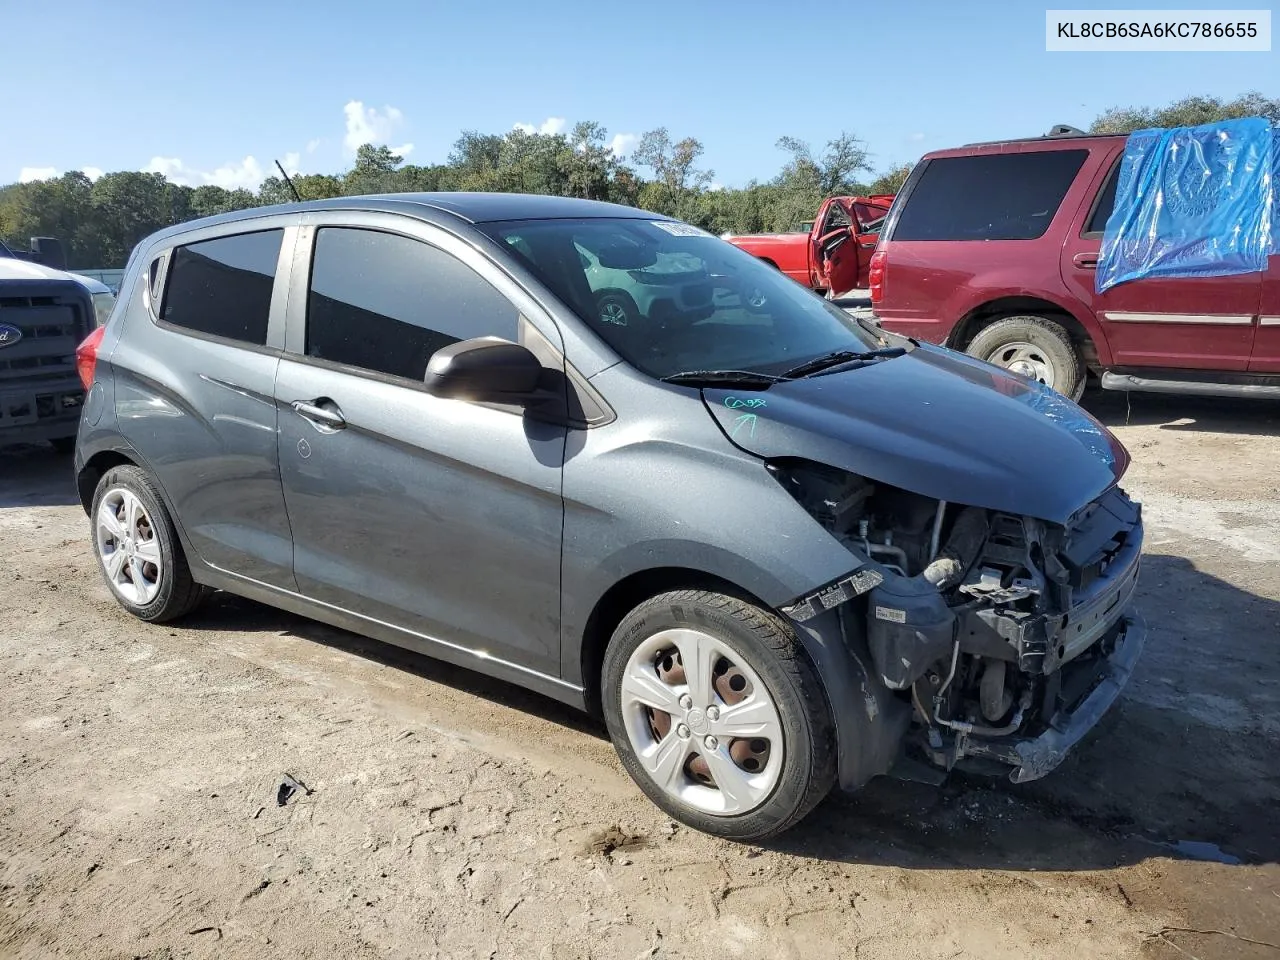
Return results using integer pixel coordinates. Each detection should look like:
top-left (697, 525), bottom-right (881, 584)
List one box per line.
top-left (160, 230), bottom-right (283, 345)
top-left (891, 150), bottom-right (1088, 241)
top-left (304, 227), bottom-right (519, 382)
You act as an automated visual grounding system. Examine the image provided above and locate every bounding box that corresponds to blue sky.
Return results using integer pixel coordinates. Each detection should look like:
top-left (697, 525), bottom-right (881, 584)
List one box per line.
top-left (3, 0), bottom-right (1275, 189)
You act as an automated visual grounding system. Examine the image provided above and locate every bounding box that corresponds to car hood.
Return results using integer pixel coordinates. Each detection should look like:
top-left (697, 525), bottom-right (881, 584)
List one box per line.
top-left (702, 344), bottom-right (1128, 524)
top-left (0, 257), bottom-right (109, 293)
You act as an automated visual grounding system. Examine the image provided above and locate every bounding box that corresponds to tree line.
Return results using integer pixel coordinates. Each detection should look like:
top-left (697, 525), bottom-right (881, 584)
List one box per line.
top-left (3, 93), bottom-right (1275, 269)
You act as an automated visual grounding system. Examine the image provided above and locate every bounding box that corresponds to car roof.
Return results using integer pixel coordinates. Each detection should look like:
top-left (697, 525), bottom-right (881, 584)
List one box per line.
top-left (923, 130), bottom-right (1127, 160)
top-left (147, 193), bottom-right (668, 246)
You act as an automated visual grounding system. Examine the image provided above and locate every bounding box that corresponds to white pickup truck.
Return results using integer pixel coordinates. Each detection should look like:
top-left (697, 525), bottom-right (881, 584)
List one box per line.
top-left (0, 238), bottom-right (116, 451)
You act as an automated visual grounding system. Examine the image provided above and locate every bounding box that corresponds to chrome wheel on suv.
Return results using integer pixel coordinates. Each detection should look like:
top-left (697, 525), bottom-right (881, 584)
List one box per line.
top-left (988, 341), bottom-right (1058, 388)
top-left (620, 627), bottom-right (783, 815)
top-left (967, 314), bottom-right (1086, 400)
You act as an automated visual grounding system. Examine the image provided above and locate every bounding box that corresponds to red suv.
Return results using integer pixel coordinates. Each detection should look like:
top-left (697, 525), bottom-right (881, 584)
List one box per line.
top-left (869, 127), bottom-right (1280, 399)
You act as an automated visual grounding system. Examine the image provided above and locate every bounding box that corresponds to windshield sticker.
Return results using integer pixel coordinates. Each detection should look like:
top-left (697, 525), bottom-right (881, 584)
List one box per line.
top-left (651, 221), bottom-right (714, 238)
top-left (724, 397), bottom-right (767, 409)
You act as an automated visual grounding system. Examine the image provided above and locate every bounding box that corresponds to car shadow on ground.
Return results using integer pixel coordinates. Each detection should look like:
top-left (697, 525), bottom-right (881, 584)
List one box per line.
top-left (183, 591), bottom-right (611, 742)
top-left (1084, 390), bottom-right (1280, 436)
top-left (184, 550), bottom-right (1280, 874)
top-left (0, 444), bottom-right (80, 508)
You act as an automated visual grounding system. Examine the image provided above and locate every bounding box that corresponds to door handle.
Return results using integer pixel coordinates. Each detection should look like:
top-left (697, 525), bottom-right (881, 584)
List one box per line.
top-left (1073, 252), bottom-right (1099, 269)
top-left (291, 399), bottom-right (346, 430)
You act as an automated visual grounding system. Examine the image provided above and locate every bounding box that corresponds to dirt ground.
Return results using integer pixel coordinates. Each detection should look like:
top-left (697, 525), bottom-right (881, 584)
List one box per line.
top-left (2, 391), bottom-right (1279, 960)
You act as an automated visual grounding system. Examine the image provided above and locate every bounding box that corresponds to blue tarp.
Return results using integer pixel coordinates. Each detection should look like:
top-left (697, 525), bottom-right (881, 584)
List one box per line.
top-left (1272, 127), bottom-right (1280, 253)
top-left (1097, 118), bottom-right (1276, 293)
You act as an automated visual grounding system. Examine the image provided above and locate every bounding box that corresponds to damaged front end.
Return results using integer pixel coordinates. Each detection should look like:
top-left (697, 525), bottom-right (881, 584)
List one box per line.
top-left (775, 458), bottom-right (1144, 786)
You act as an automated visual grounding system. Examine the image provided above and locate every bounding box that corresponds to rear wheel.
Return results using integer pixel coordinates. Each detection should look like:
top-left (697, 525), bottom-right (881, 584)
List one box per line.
top-left (966, 315), bottom-right (1085, 400)
top-left (91, 465), bottom-right (206, 622)
top-left (601, 590), bottom-right (835, 841)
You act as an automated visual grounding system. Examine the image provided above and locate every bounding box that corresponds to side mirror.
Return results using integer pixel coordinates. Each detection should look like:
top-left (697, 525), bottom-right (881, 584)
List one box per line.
top-left (424, 337), bottom-right (544, 401)
top-left (29, 237), bottom-right (67, 271)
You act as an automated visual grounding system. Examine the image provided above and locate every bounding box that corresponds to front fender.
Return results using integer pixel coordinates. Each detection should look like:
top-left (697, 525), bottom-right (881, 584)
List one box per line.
top-left (793, 603), bottom-right (910, 790)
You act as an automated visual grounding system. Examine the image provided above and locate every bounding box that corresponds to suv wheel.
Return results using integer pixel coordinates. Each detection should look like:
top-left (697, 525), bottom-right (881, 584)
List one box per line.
top-left (91, 465), bottom-right (207, 622)
top-left (601, 590), bottom-right (835, 841)
top-left (967, 315), bottom-right (1085, 400)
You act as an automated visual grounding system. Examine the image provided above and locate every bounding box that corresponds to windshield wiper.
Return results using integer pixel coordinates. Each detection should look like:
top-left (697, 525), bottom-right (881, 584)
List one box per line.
top-left (782, 347), bottom-right (905, 379)
top-left (661, 369), bottom-right (788, 387)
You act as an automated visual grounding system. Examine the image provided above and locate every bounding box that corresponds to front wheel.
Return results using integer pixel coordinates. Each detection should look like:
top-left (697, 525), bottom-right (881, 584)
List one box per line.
top-left (601, 590), bottom-right (835, 841)
top-left (966, 314), bottom-right (1086, 400)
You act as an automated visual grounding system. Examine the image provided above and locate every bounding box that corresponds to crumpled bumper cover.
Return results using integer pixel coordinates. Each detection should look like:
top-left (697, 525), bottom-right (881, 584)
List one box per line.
top-left (959, 612), bottom-right (1146, 783)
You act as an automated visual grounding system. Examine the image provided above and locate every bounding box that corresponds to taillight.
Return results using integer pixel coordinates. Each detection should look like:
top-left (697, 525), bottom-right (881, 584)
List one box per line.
top-left (868, 249), bottom-right (887, 304)
top-left (76, 326), bottom-right (106, 390)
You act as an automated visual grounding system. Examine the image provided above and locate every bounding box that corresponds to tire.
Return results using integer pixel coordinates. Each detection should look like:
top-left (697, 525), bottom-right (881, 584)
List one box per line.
top-left (90, 465), bottom-right (207, 622)
top-left (601, 590), bottom-right (836, 841)
top-left (966, 315), bottom-right (1085, 401)
top-left (49, 436), bottom-right (77, 455)
top-left (596, 291), bottom-right (640, 328)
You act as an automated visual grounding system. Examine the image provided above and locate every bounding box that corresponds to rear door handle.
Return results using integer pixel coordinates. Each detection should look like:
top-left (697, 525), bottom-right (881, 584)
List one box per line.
top-left (291, 399), bottom-right (346, 430)
top-left (1073, 252), bottom-right (1099, 269)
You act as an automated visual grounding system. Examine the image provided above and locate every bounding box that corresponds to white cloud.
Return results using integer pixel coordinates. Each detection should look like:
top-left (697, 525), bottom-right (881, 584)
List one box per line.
top-left (18, 165), bottom-right (105, 183)
top-left (513, 117), bottom-right (566, 136)
top-left (343, 100), bottom-right (408, 154)
top-left (144, 155), bottom-right (266, 190)
top-left (281, 152), bottom-right (302, 177)
top-left (607, 132), bottom-right (638, 157)
top-left (388, 142), bottom-right (415, 159)
top-left (907, 132), bottom-right (926, 143)
top-left (709, 181), bottom-right (726, 192)
top-left (305, 138), bottom-right (322, 154)
top-left (18, 166), bottom-right (58, 183)
top-left (143, 156), bottom-right (185, 180)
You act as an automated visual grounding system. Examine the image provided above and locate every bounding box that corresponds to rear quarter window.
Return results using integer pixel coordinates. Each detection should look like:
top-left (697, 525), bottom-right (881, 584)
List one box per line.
top-left (1084, 158), bottom-right (1121, 236)
top-left (159, 230), bottom-right (283, 345)
top-left (891, 150), bottom-right (1088, 241)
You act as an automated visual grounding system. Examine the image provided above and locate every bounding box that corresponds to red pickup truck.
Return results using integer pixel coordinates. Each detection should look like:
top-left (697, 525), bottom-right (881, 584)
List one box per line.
top-left (726, 195), bottom-right (894, 297)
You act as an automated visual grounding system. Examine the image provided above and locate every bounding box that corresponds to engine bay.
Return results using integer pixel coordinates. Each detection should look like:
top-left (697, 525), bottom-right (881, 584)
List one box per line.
top-left (771, 458), bottom-right (1143, 777)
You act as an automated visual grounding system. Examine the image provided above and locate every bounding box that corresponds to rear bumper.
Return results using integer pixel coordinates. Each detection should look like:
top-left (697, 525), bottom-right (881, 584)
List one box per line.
top-left (957, 612), bottom-right (1145, 783)
top-left (0, 378), bottom-right (84, 446)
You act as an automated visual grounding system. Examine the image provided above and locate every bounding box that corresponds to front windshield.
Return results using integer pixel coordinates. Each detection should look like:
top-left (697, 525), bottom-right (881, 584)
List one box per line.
top-left (479, 217), bottom-right (885, 379)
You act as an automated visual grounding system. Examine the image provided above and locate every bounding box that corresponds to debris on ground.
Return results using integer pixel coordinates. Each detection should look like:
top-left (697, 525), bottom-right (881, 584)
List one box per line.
top-left (276, 773), bottom-right (313, 807)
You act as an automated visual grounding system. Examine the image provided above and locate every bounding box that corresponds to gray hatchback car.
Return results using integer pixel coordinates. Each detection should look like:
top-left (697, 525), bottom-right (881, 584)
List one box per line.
top-left (73, 194), bottom-right (1144, 840)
